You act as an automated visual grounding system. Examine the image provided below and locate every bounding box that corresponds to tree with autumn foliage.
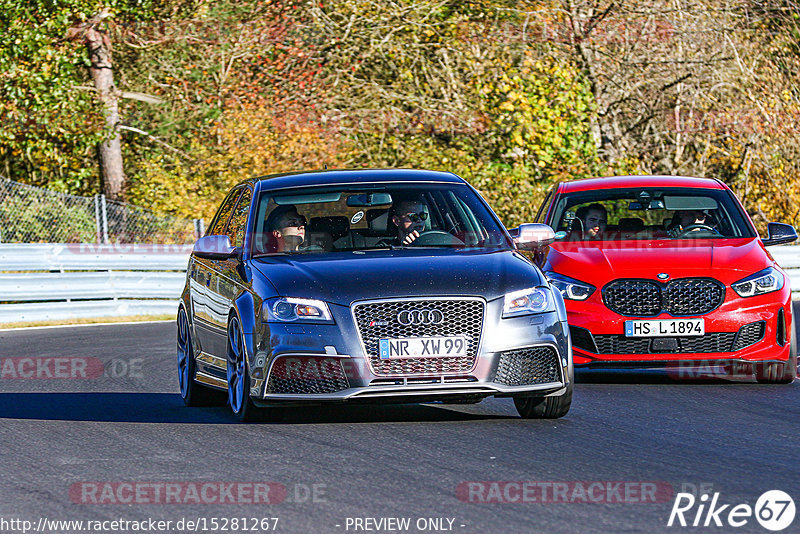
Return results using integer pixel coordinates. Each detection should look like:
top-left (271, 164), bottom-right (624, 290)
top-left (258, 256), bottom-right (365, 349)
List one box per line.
top-left (1, 0), bottom-right (799, 231)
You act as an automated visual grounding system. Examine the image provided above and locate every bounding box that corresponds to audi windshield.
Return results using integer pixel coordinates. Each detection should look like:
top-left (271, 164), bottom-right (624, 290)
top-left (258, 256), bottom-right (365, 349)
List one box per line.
top-left (252, 183), bottom-right (513, 255)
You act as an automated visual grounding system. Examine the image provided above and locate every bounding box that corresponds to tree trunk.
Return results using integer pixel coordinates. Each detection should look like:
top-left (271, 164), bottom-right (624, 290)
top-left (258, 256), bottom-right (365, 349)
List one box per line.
top-left (84, 26), bottom-right (125, 201)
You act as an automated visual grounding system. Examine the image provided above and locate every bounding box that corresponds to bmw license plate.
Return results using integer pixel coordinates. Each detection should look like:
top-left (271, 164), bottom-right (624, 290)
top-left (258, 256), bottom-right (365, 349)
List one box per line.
top-left (624, 319), bottom-right (704, 337)
top-left (378, 336), bottom-right (468, 359)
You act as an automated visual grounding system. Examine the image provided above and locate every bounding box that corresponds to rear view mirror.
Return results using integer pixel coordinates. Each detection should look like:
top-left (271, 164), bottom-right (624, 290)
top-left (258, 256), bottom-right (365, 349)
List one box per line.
top-left (512, 223), bottom-right (555, 250)
top-left (663, 196), bottom-right (719, 211)
top-left (346, 193), bottom-right (393, 207)
top-left (763, 222), bottom-right (798, 246)
top-left (193, 235), bottom-right (237, 259)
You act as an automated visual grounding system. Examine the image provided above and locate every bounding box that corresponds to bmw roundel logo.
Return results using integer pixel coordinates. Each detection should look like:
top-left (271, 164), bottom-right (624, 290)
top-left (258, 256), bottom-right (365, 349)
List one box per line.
top-left (657, 273), bottom-right (670, 280)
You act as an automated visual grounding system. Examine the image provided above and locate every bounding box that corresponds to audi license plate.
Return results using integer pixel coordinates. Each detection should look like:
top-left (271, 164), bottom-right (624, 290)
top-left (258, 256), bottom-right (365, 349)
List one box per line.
top-left (378, 336), bottom-right (467, 359)
top-left (624, 319), bottom-right (704, 337)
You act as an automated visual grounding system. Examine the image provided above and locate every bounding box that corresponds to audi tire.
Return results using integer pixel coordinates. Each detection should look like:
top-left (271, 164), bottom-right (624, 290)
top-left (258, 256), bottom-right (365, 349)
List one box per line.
top-left (177, 307), bottom-right (224, 407)
top-left (513, 384), bottom-right (573, 419)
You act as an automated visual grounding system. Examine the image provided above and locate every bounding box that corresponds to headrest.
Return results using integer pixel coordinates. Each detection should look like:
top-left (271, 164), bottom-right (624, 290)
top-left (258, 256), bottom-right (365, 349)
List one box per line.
top-left (618, 218), bottom-right (645, 231)
top-left (308, 216), bottom-right (349, 240)
top-left (366, 209), bottom-right (390, 232)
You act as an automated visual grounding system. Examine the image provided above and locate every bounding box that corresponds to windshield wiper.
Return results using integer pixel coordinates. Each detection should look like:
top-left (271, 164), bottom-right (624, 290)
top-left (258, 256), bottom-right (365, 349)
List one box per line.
top-left (251, 252), bottom-right (289, 258)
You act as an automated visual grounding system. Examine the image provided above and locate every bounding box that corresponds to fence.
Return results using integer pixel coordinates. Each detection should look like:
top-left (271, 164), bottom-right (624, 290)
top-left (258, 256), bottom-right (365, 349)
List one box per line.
top-left (0, 243), bottom-right (799, 325)
top-left (0, 178), bottom-right (203, 244)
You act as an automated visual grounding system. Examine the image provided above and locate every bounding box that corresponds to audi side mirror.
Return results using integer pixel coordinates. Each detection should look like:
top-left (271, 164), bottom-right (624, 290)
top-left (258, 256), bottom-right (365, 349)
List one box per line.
top-left (512, 223), bottom-right (555, 251)
top-left (193, 235), bottom-right (237, 259)
top-left (763, 222), bottom-right (798, 247)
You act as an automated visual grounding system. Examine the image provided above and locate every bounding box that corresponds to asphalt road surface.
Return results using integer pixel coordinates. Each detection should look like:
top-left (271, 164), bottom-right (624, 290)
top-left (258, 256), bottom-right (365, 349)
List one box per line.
top-left (1, 305), bottom-right (799, 534)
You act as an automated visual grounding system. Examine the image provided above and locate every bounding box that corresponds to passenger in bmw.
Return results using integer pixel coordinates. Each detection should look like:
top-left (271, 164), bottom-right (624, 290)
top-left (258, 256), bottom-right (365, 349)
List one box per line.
top-left (265, 204), bottom-right (307, 252)
top-left (575, 203), bottom-right (607, 240)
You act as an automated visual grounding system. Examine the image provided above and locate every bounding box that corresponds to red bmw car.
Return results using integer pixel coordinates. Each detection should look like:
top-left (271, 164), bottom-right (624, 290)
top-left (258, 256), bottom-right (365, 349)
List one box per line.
top-left (532, 175), bottom-right (798, 382)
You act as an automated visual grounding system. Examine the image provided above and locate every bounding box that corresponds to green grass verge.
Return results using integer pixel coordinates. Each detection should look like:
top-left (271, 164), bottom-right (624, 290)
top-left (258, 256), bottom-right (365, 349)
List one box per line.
top-left (0, 314), bottom-right (175, 329)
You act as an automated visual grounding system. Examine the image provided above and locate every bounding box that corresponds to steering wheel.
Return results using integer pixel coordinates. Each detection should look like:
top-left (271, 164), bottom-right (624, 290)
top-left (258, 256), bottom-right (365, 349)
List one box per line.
top-left (298, 244), bottom-right (325, 252)
top-left (410, 230), bottom-right (465, 246)
top-left (678, 224), bottom-right (722, 237)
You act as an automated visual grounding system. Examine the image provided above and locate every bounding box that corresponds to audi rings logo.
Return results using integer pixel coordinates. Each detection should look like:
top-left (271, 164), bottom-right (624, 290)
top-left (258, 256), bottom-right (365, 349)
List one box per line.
top-left (397, 309), bottom-right (445, 325)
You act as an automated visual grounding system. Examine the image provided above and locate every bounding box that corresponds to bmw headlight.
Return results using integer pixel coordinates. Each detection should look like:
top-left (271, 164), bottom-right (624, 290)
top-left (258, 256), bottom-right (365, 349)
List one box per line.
top-left (503, 287), bottom-right (555, 318)
top-left (545, 272), bottom-right (596, 301)
top-left (732, 267), bottom-right (784, 297)
top-left (263, 297), bottom-right (333, 323)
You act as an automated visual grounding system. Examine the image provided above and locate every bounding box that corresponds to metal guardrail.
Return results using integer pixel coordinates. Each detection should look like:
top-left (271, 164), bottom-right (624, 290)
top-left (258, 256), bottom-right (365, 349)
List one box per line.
top-left (0, 243), bottom-right (192, 271)
top-left (1, 243), bottom-right (799, 325)
top-left (0, 244), bottom-right (191, 323)
top-left (768, 247), bottom-right (800, 295)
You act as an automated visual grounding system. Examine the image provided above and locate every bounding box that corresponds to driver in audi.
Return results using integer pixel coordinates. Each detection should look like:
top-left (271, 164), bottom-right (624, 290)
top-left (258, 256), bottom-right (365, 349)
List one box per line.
top-left (381, 198), bottom-right (429, 246)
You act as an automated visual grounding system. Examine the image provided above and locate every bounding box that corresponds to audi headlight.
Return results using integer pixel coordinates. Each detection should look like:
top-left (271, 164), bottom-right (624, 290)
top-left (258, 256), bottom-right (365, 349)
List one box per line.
top-left (545, 272), bottom-right (596, 301)
top-left (263, 297), bottom-right (333, 323)
top-left (732, 267), bottom-right (784, 298)
top-left (503, 287), bottom-right (555, 318)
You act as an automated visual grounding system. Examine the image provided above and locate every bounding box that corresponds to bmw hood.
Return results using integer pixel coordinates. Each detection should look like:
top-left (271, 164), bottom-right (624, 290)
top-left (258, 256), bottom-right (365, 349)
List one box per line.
top-left (544, 238), bottom-right (773, 285)
top-left (252, 250), bottom-right (543, 306)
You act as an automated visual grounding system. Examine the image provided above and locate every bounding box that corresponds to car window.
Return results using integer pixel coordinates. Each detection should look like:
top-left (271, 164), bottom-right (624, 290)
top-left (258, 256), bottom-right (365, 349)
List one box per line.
top-left (207, 188), bottom-right (242, 236)
top-left (226, 187), bottom-right (252, 248)
top-left (252, 183), bottom-right (512, 255)
top-left (548, 187), bottom-right (756, 241)
top-left (535, 188), bottom-right (554, 224)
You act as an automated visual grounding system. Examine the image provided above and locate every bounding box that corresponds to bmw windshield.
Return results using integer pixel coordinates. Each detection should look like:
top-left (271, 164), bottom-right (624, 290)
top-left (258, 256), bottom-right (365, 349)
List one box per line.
top-left (252, 183), bottom-right (513, 255)
top-left (549, 187), bottom-right (757, 241)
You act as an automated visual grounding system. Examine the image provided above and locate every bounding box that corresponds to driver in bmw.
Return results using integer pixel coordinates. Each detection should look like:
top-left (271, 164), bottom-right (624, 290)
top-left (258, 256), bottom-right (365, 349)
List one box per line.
top-left (384, 198), bottom-right (428, 246)
top-left (669, 209), bottom-right (711, 236)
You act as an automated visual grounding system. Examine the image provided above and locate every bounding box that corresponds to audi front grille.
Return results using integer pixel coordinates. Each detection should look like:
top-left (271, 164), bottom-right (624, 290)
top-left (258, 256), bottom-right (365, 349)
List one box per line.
top-left (603, 278), bottom-right (724, 316)
top-left (351, 297), bottom-right (485, 376)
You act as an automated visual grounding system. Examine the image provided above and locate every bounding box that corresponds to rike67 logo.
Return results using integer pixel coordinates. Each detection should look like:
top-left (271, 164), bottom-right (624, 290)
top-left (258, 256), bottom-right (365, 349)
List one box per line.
top-left (668, 490), bottom-right (795, 531)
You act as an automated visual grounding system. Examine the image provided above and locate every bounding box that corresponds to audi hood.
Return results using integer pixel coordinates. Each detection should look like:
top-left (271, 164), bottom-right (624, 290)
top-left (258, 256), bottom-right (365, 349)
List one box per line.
top-left (252, 249), bottom-right (545, 306)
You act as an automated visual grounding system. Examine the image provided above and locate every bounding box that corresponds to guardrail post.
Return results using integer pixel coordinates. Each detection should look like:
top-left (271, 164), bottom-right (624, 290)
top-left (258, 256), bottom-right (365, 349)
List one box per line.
top-left (94, 195), bottom-right (102, 244)
top-left (193, 218), bottom-right (205, 239)
top-left (100, 194), bottom-right (109, 244)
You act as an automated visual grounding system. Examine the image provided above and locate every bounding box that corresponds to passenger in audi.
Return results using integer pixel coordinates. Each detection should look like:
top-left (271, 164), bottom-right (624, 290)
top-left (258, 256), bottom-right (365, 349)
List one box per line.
top-left (265, 204), bottom-right (307, 252)
top-left (575, 203), bottom-right (607, 240)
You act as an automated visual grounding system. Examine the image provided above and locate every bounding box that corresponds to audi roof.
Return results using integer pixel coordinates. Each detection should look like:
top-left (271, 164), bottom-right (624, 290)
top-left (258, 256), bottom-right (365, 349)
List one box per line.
top-left (237, 169), bottom-right (465, 192)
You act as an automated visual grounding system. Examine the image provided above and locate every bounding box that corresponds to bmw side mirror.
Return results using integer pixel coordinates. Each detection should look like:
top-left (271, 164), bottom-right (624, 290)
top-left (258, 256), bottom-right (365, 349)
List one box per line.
top-left (193, 235), bottom-right (237, 259)
top-left (763, 222), bottom-right (798, 246)
top-left (513, 223), bottom-right (555, 250)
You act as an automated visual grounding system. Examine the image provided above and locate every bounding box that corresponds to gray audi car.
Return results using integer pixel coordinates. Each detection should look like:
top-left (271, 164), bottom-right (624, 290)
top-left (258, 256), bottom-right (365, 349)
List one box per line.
top-left (178, 169), bottom-right (572, 421)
